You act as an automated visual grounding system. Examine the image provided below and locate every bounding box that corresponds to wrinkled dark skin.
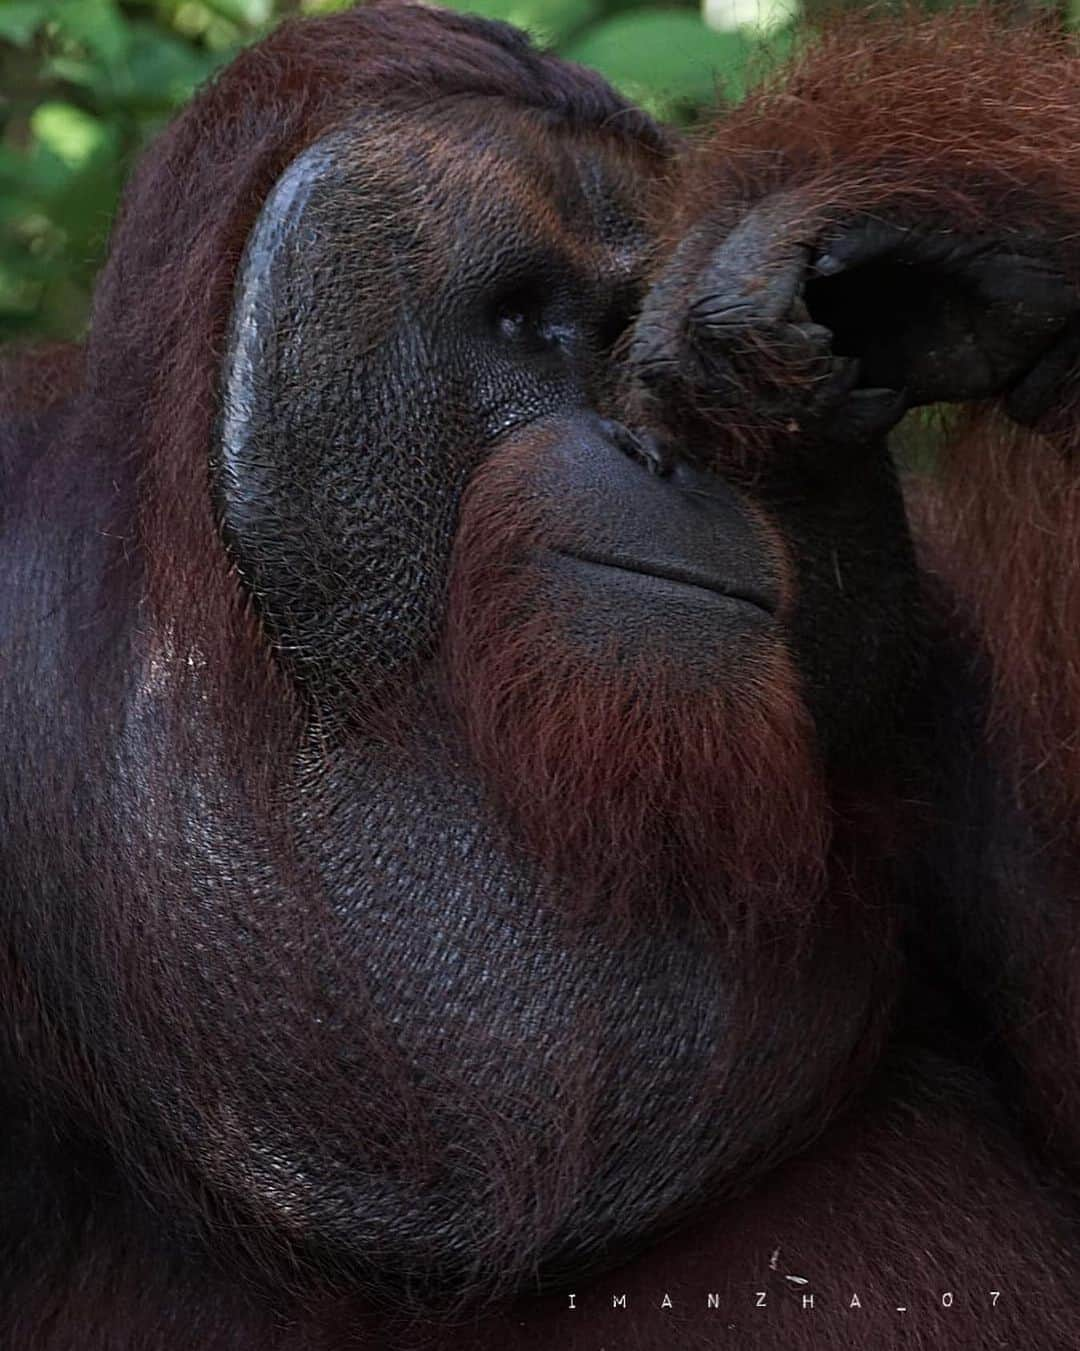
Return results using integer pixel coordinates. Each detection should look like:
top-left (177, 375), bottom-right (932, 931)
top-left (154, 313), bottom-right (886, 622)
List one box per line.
top-left (633, 202), bottom-right (1080, 444)
top-left (3, 7), bottom-right (1080, 1350)
top-left (0, 12), bottom-right (913, 1331)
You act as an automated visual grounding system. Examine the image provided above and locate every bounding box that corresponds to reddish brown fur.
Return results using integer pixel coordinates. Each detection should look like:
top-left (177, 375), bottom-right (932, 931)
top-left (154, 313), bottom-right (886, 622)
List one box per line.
top-left (5, 6), bottom-right (1080, 1349)
top-left (443, 424), bottom-right (830, 939)
top-left (670, 8), bottom-right (1080, 837)
top-left (669, 1), bottom-right (1080, 1187)
top-left (644, 8), bottom-right (1080, 469)
top-left (683, 8), bottom-right (1080, 234)
top-left (77, 0), bottom-right (663, 713)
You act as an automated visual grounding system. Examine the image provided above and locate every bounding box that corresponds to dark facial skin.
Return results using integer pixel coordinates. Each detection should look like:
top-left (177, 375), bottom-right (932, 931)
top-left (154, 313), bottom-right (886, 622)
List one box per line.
top-left (218, 100), bottom-right (780, 695)
top-left (159, 99), bottom-right (899, 1299)
top-left (10, 13), bottom-right (1080, 1346)
top-left (629, 202), bottom-right (926, 766)
top-left (0, 64), bottom-right (918, 1320)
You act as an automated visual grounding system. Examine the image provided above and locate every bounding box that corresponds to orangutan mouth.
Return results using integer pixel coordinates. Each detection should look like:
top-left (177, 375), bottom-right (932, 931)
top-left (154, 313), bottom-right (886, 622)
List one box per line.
top-left (553, 548), bottom-right (777, 616)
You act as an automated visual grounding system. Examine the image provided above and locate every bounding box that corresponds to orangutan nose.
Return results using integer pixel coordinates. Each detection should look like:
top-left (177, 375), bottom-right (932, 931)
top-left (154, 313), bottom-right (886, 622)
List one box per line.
top-left (601, 419), bottom-right (675, 477)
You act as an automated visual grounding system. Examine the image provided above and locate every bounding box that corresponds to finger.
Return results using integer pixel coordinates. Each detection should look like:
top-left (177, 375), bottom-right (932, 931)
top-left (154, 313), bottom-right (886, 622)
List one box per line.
top-left (824, 387), bottom-right (909, 448)
top-left (813, 219), bottom-right (916, 278)
top-left (688, 200), bottom-right (814, 335)
top-left (1006, 318), bottom-right (1080, 427)
top-left (815, 220), bottom-right (1013, 280)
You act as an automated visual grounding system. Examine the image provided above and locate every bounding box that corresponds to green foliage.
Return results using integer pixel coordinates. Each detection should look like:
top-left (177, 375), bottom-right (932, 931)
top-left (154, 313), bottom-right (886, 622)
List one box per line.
top-left (565, 10), bottom-right (753, 112)
top-left (0, 0), bottom-right (261, 340)
top-left (440, 0), bottom-right (597, 47)
top-left (0, 0), bottom-right (1004, 343)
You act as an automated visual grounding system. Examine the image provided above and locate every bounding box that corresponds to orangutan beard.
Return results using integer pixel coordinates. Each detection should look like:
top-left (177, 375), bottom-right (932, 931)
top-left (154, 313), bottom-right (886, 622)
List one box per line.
top-left (440, 438), bottom-right (833, 942)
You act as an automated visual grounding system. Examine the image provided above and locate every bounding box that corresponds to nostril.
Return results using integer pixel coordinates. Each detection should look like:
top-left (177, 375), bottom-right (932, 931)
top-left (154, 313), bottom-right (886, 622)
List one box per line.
top-left (634, 431), bottom-right (676, 478)
top-left (603, 420), bottom-right (675, 478)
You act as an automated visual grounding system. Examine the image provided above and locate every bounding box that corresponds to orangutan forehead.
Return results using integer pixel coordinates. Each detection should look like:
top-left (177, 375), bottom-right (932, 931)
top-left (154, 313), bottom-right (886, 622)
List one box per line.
top-left (314, 100), bottom-right (654, 284)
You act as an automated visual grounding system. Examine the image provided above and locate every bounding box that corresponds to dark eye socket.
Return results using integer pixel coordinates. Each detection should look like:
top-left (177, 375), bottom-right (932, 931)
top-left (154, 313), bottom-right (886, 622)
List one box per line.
top-left (596, 284), bottom-right (644, 355)
top-left (490, 284), bottom-right (571, 355)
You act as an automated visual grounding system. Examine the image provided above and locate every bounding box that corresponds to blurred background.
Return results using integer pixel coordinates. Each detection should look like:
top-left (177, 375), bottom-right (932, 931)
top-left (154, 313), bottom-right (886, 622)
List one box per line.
top-left (0, 0), bottom-right (1068, 343)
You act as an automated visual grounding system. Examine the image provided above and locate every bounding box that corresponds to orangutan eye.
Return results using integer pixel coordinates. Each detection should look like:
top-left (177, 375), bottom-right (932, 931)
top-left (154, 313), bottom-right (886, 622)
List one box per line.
top-left (492, 287), bottom-right (555, 350)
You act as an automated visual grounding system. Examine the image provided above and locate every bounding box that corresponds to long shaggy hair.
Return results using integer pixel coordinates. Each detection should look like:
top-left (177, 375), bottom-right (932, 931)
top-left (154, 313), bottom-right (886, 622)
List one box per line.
top-left (641, 8), bottom-right (1080, 474)
top-left (442, 427), bottom-right (832, 940)
top-left (680, 5), bottom-right (1080, 1171)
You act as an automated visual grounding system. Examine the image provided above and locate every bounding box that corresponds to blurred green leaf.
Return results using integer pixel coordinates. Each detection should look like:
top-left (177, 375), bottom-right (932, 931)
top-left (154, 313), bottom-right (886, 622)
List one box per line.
top-left (43, 23), bottom-right (226, 109)
top-left (0, 141), bottom-right (71, 208)
top-left (30, 102), bottom-right (110, 169)
top-left (0, 1), bottom-right (51, 47)
top-left (121, 23), bottom-right (228, 104)
top-left (0, 0), bottom-right (826, 345)
top-left (564, 8), bottom-right (753, 110)
top-left (54, 0), bottom-right (132, 67)
top-left (441, 0), bottom-right (598, 45)
top-left (201, 0), bottom-right (274, 25)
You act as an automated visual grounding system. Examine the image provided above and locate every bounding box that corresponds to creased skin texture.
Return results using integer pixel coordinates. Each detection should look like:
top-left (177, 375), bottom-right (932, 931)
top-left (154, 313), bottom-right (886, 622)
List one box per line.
top-left (1, 5), bottom-right (1079, 1350)
top-left (666, 3), bottom-right (1080, 1193)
